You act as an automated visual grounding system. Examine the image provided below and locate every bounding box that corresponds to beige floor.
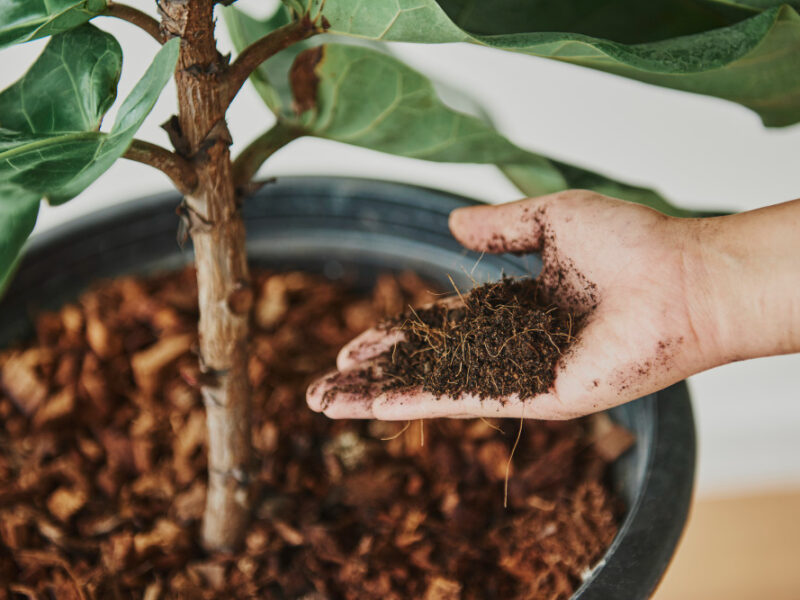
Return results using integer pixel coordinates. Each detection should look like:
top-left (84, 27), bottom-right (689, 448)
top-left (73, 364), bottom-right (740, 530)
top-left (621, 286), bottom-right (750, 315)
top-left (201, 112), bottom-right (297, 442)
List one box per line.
top-left (653, 490), bottom-right (800, 600)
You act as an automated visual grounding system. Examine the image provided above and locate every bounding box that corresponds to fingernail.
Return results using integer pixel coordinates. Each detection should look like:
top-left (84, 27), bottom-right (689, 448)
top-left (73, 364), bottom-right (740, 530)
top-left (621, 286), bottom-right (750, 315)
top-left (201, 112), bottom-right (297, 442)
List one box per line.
top-left (449, 205), bottom-right (478, 234)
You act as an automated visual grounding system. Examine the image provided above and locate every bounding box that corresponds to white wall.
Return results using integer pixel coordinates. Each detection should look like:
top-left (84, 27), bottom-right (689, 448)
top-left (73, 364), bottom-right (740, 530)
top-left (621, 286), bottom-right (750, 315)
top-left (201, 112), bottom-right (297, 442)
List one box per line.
top-left (3, 0), bottom-right (798, 496)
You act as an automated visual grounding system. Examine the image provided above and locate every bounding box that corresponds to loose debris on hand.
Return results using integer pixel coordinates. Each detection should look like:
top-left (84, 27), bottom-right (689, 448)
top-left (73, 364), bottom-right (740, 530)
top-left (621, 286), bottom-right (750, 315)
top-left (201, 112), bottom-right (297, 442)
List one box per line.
top-left (0, 268), bottom-right (632, 599)
top-left (384, 277), bottom-right (577, 399)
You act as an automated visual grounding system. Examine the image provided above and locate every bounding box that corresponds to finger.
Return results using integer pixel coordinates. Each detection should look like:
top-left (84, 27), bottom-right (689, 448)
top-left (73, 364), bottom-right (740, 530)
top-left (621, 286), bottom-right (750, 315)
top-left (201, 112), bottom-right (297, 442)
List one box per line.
top-left (337, 327), bottom-right (405, 372)
top-left (336, 295), bottom-right (466, 372)
top-left (449, 194), bottom-right (558, 254)
top-left (372, 387), bottom-right (584, 421)
top-left (306, 367), bottom-right (383, 419)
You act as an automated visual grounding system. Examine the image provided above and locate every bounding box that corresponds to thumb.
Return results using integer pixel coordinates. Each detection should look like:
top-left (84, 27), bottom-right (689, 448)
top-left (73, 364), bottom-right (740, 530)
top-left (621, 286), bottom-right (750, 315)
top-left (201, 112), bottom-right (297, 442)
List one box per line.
top-left (448, 194), bottom-right (556, 254)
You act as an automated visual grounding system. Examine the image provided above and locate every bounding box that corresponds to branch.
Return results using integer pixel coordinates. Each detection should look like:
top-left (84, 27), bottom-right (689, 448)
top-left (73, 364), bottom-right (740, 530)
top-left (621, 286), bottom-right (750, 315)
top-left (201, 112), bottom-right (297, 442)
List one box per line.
top-left (104, 2), bottom-right (163, 43)
top-left (232, 122), bottom-right (302, 189)
top-left (124, 140), bottom-right (198, 195)
top-left (224, 19), bottom-right (318, 107)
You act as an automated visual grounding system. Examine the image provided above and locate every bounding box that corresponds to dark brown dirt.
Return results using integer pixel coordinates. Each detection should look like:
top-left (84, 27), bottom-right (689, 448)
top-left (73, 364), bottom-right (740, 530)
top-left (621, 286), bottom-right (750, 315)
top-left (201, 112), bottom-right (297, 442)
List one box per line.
top-left (383, 277), bottom-right (578, 400)
top-left (0, 268), bottom-right (630, 599)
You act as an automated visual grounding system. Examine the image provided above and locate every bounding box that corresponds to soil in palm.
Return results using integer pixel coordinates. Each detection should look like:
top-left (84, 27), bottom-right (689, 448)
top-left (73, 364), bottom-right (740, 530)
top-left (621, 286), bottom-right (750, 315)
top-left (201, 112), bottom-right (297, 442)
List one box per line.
top-left (384, 277), bottom-right (577, 400)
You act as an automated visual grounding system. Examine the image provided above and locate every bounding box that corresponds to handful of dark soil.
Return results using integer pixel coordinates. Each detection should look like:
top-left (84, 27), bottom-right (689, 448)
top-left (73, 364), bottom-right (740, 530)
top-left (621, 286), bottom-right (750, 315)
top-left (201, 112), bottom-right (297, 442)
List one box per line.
top-left (384, 277), bottom-right (578, 399)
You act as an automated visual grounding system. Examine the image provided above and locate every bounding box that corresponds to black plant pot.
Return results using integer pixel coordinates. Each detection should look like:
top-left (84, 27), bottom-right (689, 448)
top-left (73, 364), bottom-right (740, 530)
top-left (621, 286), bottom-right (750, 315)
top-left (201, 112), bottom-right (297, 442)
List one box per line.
top-left (0, 177), bottom-right (695, 599)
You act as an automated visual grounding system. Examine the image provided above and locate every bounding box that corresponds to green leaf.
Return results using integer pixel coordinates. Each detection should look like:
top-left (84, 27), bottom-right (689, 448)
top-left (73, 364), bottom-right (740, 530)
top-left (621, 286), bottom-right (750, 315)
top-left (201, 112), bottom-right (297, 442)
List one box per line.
top-left (704, 0), bottom-right (799, 10)
top-left (0, 27), bottom-right (178, 288)
top-left (0, 29), bottom-right (179, 204)
top-left (0, 0), bottom-right (107, 50)
top-left (436, 0), bottom-right (755, 40)
top-left (315, 0), bottom-right (800, 126)
top-left (52, 35), bottom-right (181, 203)
top-left (0, 23), bottom-right (121, 133)
top-left (0, 185), bottom-right (39, 294)
top-left (290, 43), bottom-right (699, 216)
top-left (291, 44), bottom-right (566, 191)
top-left (223, 3), bottom-right (301, 113)
top-left (224, 4), bottom-right (393, 115)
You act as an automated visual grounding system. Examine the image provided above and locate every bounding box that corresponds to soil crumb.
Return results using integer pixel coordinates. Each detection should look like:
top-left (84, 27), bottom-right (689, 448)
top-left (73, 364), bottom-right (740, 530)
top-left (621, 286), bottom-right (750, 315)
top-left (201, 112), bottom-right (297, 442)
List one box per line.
top-left (0, 268), bottom-right (624, 599)
top-left (384, 277), bottom-right (577, 399)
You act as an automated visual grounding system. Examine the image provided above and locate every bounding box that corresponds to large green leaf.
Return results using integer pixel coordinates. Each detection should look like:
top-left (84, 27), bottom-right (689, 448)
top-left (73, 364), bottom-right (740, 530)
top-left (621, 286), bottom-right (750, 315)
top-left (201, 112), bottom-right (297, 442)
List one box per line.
top-left (288, 43), bottom-right (695, 215)
top-left (51, 35), bottom-right (181, 204)
top-left (704, 0), bottom-right (799, 10)
top-left (435, 0), bottom-right (754, 40)
top-left (0, 27), bottom-right (178, 291)
top-left (292, 44), bottom-right (565, 189)
top-left (0, 0), bottom-right (107, 50)
top-left (223, 3), bottom-right (392, 115)
top-left (0, 28), bottom-right (179, 204)
top-left (224, 3), bottom-right (307, 113)
top-left (312, 0), bottom-right (800, 126)
top-left (0, 185), bottom-right (39, 294)
top-left (0, 23), bottom-right (120, 133)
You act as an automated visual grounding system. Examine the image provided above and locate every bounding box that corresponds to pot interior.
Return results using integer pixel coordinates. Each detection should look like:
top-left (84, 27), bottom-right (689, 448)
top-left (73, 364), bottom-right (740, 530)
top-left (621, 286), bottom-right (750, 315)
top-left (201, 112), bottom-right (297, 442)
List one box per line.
top-left (0, 177), bottom-right (693, 600)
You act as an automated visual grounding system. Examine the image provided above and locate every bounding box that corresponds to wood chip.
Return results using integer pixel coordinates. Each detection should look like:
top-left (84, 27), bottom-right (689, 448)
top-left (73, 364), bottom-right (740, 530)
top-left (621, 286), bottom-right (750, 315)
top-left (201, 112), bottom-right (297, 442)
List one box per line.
top-left (173, 481), bottom-right (206, 524)
top-left (33, 387), bottom-right (76, 428)
top-left (590, 413), bottom-right (636, 461)
top-left (477, 440), bottom-right (511, 481)
top-left (1, 350), bottom-right (48, 416)
top-left (99, 429), bottom-right (135, 475)
top-left (86, 314), bottom-right (120, 359)
top-left (47, 487), bottom-right (88, 523)
top-left (101, 530), bottom-right (133, 572)
top-left (143, 580), bottom-right (163, 600)
top-left (424, 577), bottom-right (462, 600)
top-left (255, 277), bottom-right (288, 329)
top-left (0, 509), bottom-right (31, 549)
top-left (187, 561), bottom-right (226, 589)
top-left (134, 519), bottom-right (189, 557)
top-left (131, 334), bottom-right (194, 392)
top-left (273, 521), bottom-right (304, 546)
top-left (60, 304), bottom-right (84, 337)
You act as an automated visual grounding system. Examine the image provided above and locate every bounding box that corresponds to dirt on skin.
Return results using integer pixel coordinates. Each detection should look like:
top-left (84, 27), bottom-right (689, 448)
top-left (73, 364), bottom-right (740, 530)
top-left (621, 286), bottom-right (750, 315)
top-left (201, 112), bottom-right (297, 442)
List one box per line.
top-left (0, 268), bottom-right (631, 600)
top-left (383, 277), bottom-right (578, 400)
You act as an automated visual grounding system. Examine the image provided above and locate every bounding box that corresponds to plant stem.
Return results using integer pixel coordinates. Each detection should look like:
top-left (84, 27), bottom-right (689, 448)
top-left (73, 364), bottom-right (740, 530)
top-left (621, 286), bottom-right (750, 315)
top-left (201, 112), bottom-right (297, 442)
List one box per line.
top-left (232, 121), bottom-right (302, 188)
top-left (104, 2), bottom-right (163, 43)
top-left (224, 19), bottom-right (318, 107)
top-left (160, 0), bottom-right (253, 551)
top-left (124, 140), bottom-right (197, 195)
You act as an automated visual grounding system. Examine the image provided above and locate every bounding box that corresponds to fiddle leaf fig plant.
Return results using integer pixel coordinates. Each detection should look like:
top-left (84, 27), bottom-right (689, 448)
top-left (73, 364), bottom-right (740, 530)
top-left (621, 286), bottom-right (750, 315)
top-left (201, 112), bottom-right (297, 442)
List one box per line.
top-left (0, 0), bottom-right (798, 551)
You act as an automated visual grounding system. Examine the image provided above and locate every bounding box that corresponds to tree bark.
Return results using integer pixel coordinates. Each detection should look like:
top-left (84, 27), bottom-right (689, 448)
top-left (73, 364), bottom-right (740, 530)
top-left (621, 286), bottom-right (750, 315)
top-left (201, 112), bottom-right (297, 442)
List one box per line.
top-left (159, 0), bottom-right (253, 551)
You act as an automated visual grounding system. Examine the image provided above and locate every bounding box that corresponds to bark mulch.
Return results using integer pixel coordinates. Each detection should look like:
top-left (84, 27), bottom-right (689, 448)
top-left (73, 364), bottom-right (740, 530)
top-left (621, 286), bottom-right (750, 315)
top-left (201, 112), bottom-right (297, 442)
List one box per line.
top-left (0, 268), bottom-right (633, 599)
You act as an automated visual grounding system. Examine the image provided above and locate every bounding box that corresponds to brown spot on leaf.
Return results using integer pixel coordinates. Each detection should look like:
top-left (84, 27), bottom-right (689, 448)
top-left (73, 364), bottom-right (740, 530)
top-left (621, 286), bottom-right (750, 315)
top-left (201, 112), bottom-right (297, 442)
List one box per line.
top-left (290, 46), bottom-right (323, 114)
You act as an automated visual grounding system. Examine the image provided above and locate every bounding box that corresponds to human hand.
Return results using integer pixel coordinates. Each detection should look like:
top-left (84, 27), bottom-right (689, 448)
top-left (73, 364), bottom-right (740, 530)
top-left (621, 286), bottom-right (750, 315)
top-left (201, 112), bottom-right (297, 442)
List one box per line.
top-left (307, 190), bottom-right (800, 420)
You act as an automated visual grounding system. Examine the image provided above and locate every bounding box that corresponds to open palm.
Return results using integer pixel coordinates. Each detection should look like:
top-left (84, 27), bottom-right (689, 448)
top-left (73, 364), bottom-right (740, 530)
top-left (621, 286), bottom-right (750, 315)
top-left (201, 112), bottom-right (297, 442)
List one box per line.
top-left (307, 190), bottom-right (721, 420)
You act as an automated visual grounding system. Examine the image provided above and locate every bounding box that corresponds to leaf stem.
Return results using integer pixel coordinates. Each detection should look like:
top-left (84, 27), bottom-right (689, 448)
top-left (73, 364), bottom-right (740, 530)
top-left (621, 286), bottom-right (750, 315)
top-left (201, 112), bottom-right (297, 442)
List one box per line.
top-left (224, 19), bottom-right (318, 107)
top-left (104, 2), bottom-right (163, 43)
top-left (123, 139), bottom-right (198, 195)
top-left (232, 121), bottom-right (302, 188)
